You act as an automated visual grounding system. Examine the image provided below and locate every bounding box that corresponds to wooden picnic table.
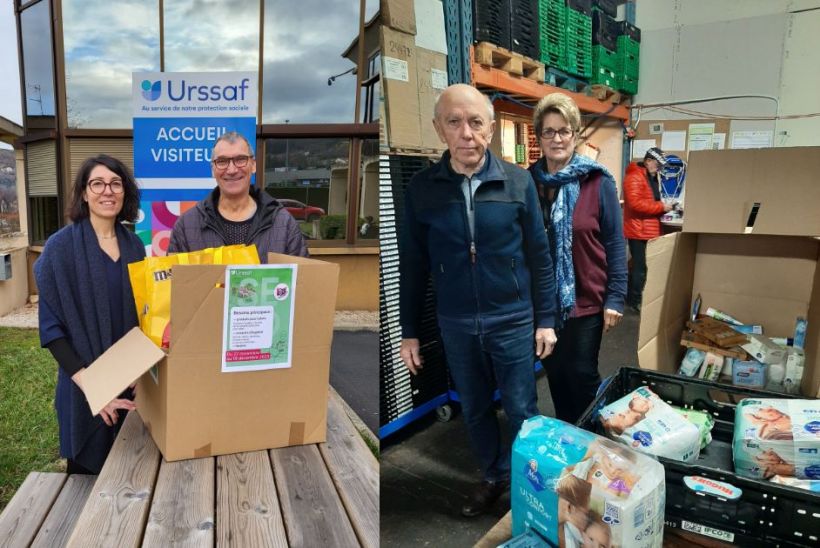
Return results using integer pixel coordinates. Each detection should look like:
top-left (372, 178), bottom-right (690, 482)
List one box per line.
top-left (0, 390), bottom-right (378, 548)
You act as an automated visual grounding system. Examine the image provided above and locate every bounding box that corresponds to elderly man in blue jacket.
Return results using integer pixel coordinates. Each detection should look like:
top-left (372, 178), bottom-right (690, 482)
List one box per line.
top-left (399, 84), bottom-right (558, 517)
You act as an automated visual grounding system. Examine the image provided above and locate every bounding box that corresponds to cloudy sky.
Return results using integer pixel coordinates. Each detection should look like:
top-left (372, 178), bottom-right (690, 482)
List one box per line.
top-left (0, 1), bottom-right (22, 137)
top-left (1, 0), bottom-right (378, 131)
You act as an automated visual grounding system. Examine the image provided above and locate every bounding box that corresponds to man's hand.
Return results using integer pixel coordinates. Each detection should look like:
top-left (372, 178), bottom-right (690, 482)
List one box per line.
top-left (99, 397), bottom-right (136, 427)
top-left (400, 338), bottom-right (424, 375)
top-left (535, 328), bottom-right (557, 359)
top-left (662, 202), bottom-right (674, 212)
top-left (603, 309), bottom-right (623, 332)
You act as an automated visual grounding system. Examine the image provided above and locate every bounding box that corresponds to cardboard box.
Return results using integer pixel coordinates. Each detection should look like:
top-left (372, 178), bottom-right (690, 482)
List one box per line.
top-left (741, 334), bottom-right (786, 364)
top-left (81, 254), bottom-right (339, 461)
top-left (381, 0), bottom-right (416, 34)
top-left (380, 26), bottom-right (447, 153)
top-left (638, 147), bottom-right (820, 398)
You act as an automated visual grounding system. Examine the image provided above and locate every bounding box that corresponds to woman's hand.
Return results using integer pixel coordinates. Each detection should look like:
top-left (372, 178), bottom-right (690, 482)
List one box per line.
top-left (604, 309), bottom-right (623, 332)
top-left (99, 398), bottom-right (136, 427)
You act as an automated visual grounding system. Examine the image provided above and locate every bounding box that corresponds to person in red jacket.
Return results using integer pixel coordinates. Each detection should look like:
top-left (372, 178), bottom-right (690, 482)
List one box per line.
top-left (623, 147), bottom-right (675, 312)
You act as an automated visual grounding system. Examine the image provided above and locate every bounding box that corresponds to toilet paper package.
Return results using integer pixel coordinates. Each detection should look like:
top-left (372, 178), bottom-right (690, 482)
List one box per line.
top-left (511, 416), bottom-right (666, 548)
top-left (598, 386), bottom-right (701, 462)
top-left (732, 398), bottom-right (820, 480)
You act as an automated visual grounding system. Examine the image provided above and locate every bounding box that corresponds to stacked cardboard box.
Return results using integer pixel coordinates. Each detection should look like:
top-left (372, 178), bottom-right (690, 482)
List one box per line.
top-left (638, 146), bottom-right (820, 398)
top-left (381, 0), bottom-right (448, 152)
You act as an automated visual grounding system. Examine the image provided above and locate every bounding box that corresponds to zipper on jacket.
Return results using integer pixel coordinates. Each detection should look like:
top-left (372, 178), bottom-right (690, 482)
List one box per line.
top-left (460, 176), bottom-right (481, 320)
top-left (511, 258), bottom-right (521, 301)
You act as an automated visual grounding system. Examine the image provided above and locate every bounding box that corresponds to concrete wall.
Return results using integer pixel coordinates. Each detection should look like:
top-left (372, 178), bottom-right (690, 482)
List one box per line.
top-left (0, 247), bottom-right (29, 316)
top-left (635, 0), bottom-right (820, 146)
top-left (309, 249), bottom-right (378, 311)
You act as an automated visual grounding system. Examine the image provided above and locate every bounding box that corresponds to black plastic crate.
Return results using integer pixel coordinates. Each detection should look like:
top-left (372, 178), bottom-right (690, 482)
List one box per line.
top-left (565, 0), bottom-right (591, 15)
top-left (577, 367), bottom-right (820, 548)
top-left (473, 0), bottom-right (511, 48)
top-left (618, 19), bottom-right (641, 42)
top-left (592, 0), bottom-right (618, 17)
top-left (591, 9), bottom-right (618, 51)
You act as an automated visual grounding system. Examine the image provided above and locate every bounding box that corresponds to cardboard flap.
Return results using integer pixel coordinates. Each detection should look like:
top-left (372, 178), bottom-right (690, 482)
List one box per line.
top-left (81, 328), bottom-right (165, 415)
top-left (683, 147), bottom-right (820, 236)
top-left (170, 264), bottom-right (226, 346)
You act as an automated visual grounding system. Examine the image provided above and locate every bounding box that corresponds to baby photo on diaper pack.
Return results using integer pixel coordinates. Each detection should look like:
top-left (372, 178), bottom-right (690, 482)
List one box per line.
top-left (512, 416), bottom-right (666, 548)
top-left (733, 398), bottom-right (820, 480)
top-left (598, 386), bottom-right (701, 462)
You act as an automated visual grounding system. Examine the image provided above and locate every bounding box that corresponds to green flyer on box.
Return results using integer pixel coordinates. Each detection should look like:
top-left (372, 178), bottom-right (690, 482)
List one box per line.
top-left (221, 264), bottom-right (298, 372)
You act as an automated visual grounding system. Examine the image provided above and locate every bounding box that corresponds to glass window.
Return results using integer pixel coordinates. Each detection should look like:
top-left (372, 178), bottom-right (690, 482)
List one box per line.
top-left (62, 0), bottom-right (160, 128)
top-left (263, 137), bottom-right (350, 240)
top-left (357, 138), bottom-right (378, 240)
top-left (29, 196), bottom-right (59, 244)
top-left (164, 1), bottom-right (259, 73)
top-left (20, 1), bottom-right (56, 129)
top-left (262, 0), bottom-right (361, 123)
top-left (0, 149), bottom-right (20, 235)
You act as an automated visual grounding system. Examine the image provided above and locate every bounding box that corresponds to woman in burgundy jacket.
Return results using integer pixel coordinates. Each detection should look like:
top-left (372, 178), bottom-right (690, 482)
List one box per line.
top-left (622, 147), bottom-right (674, 311)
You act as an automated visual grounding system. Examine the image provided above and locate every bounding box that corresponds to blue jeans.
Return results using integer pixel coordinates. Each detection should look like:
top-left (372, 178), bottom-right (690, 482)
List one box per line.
top-left (542, 313), bottom-right (604, 424)
top-left (440, 323), bottom-right (539, 482)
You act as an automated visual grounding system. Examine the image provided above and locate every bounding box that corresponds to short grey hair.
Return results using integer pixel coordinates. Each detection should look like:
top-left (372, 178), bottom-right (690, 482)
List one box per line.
top-left (212, 131), bottom-right (254, 158)
top-left (433, 87), bottom-right (496, 122)
top-left (533, 93), bottom-right (581, 137)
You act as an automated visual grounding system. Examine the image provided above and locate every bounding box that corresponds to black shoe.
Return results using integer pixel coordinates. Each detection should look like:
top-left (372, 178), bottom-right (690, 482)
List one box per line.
top-left (461, 479), bottom-right (510, 517)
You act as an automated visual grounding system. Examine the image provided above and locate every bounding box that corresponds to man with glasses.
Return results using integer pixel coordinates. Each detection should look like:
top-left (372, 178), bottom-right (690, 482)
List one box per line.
top-left (168, 131), bottom-right (308, 260)
top-left (399, 84), bottom-right (557, 517)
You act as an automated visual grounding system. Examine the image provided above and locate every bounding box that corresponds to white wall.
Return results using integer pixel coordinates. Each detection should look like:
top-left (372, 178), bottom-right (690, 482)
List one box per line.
top-left (635, 0), bottom-right (820, 146)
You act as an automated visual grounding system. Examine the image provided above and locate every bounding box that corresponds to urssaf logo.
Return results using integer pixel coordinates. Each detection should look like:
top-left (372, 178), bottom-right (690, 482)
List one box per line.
top-left (141, 79), bottom-right (162, 101)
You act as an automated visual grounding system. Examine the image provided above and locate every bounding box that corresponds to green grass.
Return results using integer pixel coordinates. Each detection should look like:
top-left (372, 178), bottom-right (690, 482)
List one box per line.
top-left (0, 327), bottom-right (63, 511)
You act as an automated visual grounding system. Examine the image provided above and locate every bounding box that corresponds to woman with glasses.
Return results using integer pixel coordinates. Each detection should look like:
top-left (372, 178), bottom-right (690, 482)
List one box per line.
top-left (35, 155), bottom-right (145, 474)
top-left (528, 93), bottom-right (627, 424)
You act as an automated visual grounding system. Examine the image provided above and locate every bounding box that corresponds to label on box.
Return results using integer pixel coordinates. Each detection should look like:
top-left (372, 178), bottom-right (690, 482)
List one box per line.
top-left (383, 57), bottom-right (409, 82)
top-left (680, 520), bottom-right (735, 542)
top-left (430, 68), bottom-right (448, 90)
top-left (222, 265), bottom-right (297, 372)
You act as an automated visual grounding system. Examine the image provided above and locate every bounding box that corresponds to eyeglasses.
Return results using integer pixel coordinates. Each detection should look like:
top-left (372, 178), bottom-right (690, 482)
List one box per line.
top-left (540, 128), bottom-right (575, 140)
top-left (87, 179), bottom-right (124, 194)
top-left (212, 155), bottom-right (253, 170)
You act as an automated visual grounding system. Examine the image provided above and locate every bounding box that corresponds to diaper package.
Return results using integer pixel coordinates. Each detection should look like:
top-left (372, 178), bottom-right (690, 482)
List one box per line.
top-left (732, 398), bottom-right (820, 480)
top-left (769, 475), bottom-right (820, 493)
top-left (672, 407), bottom-right (715, 450)
top-left (598, 386), bottom-right (701, 462)
top-left (512, 416), bottom-right (666, 548)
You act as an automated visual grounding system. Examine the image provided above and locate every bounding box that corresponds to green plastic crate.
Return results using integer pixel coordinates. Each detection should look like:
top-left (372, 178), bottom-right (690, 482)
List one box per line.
top-left (592, 45), bottom-right (619, 72)
top-left (618, 73), bottom-right (639, 95)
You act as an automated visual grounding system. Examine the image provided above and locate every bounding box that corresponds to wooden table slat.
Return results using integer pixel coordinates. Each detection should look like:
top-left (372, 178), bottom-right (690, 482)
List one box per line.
top-left (271, 444), bottom-right (360, 548)
top-left (216, 450), bottom-right (288, 548)
top-left (0, 472), bottom-right (66, 548)
top-left (66, 411), bottom-right (161, 548)
top-left (143, 457), bottom-right (215, 547)
top-left (30, 474), bottom-right (96, 548)
top-left (319, 393), bottom-right (379, 548)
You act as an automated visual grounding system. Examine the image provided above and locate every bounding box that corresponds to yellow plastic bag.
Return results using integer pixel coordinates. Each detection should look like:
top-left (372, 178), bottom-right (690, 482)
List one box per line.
top-left (131, 245), bottom-right (260, 348)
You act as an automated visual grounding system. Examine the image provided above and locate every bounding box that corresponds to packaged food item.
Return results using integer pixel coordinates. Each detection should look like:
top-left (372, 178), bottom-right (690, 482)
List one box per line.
top-left (679, 347), bottom-right (705, 377)
top-left (732, 360), bottom-right (766, 388)
top-left (598, 386), bottom-right (701, 462)
top-left (511, 416), bottom-right (666, 547)
top-left (672, 407), bottom-right (715, 450)
top-left (732, 398), bottom-right (820, 480)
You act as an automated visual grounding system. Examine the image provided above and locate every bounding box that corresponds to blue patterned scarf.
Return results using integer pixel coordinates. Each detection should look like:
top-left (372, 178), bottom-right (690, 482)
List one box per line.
top-left (530, 153), bottom-right (608, 324)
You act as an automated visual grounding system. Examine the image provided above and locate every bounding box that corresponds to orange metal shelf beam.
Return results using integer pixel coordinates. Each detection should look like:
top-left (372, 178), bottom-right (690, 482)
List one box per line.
top-left (470, 47), bottom-right (631, 121)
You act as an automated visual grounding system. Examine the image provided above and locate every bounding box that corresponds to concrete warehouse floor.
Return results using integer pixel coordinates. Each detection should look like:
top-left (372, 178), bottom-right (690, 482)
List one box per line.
top-left (380, 308), bottom-right (642, 547)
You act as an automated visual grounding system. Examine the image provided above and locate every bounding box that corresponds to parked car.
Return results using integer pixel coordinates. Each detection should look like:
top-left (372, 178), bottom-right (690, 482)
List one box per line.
top-left (278, 199), bottom-right (325, 222)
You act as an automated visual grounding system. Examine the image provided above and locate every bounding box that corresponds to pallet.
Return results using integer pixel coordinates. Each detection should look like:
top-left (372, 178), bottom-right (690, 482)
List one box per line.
top-left (546, 67), bottom-right (589, 93)
top-left (686, 317), bottom-right (749, 348)
top-left (589, 83), bottom-right (623, 103)
top-left (680, 332), bottom-right (748, 360)
top-left (475, 41), bottom-right (545, 82)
